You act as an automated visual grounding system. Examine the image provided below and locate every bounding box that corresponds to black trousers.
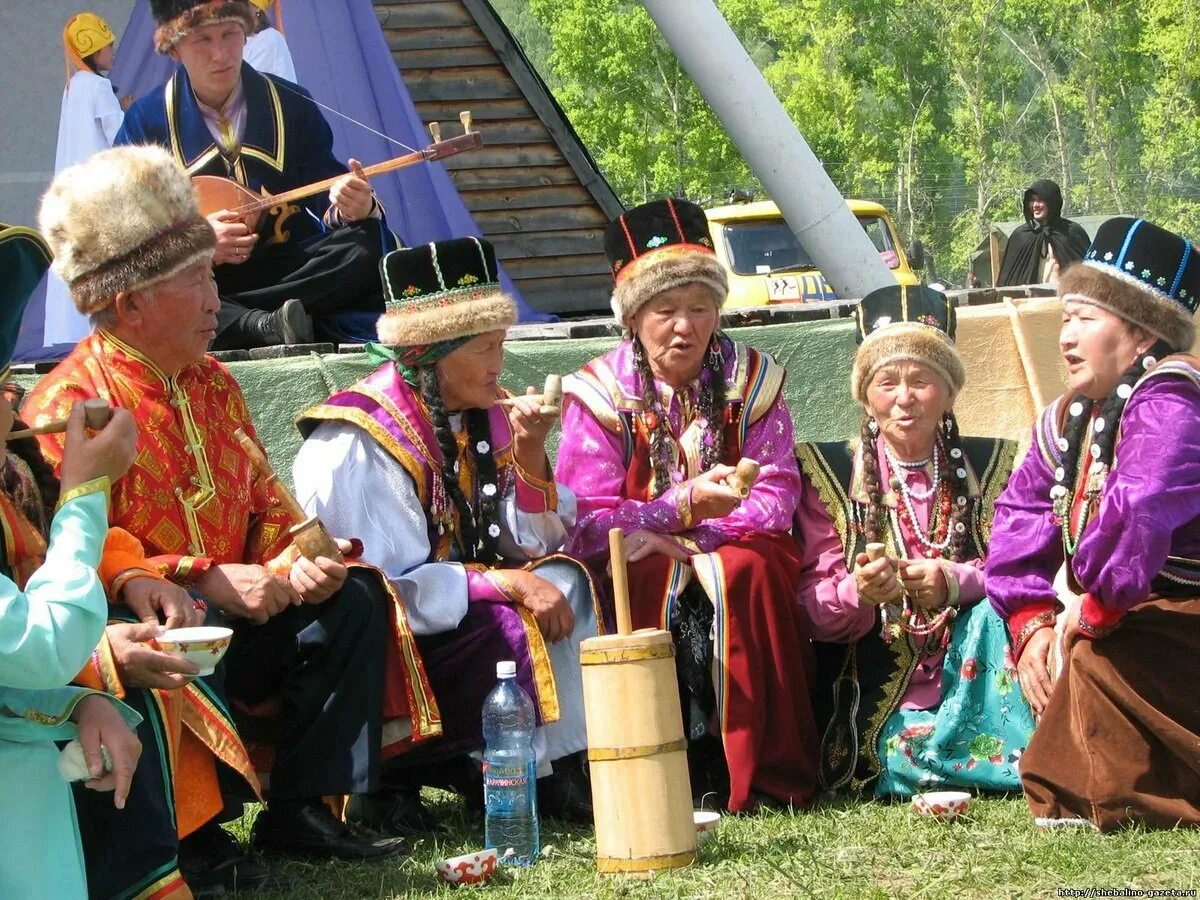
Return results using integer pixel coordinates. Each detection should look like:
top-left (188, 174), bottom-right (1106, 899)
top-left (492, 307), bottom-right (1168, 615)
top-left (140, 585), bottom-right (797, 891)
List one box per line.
top-left (222, 568), bottom-right (388, 800)
top-left (211, 221), bottom-right (386, 351)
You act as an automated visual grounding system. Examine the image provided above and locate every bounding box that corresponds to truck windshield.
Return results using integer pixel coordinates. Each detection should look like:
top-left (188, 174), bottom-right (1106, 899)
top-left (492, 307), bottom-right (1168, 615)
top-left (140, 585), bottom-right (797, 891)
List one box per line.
top-left (721, 215), bottom-right (900, 275)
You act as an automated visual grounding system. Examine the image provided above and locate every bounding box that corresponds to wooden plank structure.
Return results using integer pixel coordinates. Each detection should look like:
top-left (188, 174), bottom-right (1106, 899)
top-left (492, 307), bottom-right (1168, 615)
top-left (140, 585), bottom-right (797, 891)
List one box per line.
top-left (374, 0), bottom-right (625, 316)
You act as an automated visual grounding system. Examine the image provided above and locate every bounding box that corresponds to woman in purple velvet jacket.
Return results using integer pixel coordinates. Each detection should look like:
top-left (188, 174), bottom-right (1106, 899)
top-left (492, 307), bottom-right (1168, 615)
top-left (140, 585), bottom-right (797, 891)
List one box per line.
top-left (987, 217), bottom-right (1200, 831)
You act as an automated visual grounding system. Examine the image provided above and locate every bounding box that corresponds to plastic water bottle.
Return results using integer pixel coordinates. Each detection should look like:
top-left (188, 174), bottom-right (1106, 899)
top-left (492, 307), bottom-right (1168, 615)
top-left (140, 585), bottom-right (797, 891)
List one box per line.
top-left (482, 660), bottom-right (540, 866)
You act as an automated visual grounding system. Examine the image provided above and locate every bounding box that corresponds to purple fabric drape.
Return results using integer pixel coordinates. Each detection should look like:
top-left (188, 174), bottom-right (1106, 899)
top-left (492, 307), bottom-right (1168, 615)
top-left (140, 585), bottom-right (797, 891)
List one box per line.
top-left (17, 0), bottom-right (549, 360)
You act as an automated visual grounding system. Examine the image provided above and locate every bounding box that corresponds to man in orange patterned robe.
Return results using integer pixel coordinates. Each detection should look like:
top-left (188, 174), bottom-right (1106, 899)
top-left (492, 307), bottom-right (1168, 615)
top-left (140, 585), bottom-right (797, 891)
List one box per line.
top-left (28, 145), bottom-right (433, 899)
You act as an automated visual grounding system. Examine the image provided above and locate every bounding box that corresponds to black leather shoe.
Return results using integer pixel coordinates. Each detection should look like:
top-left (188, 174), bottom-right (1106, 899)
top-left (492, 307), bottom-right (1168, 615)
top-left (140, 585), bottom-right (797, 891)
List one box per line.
top-left (258, 298), bottom-right (314, 345)
top-left (251, 801), bottom-right (407, 861)
top-left (345, 787), bottom-right (439, 837)
top-left (178, 820), bottom-right (282, 897)
top-left (537, 753), bottom-right (594, 825)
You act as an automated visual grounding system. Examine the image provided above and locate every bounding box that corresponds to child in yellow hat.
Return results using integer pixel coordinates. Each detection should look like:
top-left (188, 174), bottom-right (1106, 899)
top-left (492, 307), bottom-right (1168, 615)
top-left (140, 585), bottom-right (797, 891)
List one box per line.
top-left (244, 0), bottom-right (297, 83)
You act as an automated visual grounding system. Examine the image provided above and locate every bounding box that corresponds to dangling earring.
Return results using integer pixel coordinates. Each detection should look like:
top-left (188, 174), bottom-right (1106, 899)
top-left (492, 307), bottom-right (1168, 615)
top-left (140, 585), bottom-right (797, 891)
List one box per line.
top-left (708, 334), bottom-right (723, 369)
top-left (868, 417), bottom-right (879, 437)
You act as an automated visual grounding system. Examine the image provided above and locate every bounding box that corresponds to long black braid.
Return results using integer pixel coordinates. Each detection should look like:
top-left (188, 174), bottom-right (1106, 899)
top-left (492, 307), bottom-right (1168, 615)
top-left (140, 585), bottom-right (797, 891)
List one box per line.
top-left (3, 426), bottom-right (61, 539)
top-left (940, 411), bottom-right (971, 562)
top-left (631, 332), bottom-right (728, 498)
top-left (1056, 338), bottom-right (1173, 524)
top-left (858, 414), bottom-right (885, 545)
top-left (417, 366), bottom-right (501, 564)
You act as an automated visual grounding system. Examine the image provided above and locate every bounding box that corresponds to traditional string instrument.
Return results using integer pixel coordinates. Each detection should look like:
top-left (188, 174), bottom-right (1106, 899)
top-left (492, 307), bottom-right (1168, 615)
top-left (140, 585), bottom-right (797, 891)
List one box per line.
top-left (579, 528), bottom-right (698, 876)
top-left (192, 111), bottom-right (483, 236)
top-left (233, 428), bottom-right (344, 563)
top-left (7, 399), bottom-right (111, 441)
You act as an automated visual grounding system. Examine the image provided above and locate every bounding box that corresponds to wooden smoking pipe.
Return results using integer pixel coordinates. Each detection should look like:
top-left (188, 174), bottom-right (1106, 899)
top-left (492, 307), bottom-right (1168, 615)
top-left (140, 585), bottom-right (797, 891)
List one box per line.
top-left (7, 399), bottom-right (112, 441)
top-left (493, 374), bottom-right (563, 417)
top-left (233, 428), bottom-right (344, 563)
top-left (725, 457), bottom-right (761, 498)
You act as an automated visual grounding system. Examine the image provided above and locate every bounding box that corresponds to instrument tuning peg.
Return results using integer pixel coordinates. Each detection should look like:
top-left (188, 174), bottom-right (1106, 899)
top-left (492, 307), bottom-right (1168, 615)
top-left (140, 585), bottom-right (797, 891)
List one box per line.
top-left (459, 110), bottom-right (474, 134)
top-left (428, 121), bottom-right (443, 143)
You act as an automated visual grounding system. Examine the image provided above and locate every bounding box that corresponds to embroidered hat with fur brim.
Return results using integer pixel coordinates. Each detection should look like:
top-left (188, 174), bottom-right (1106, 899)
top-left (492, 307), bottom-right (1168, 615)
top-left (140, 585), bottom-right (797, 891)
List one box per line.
top-left (377, 237), bottom-right (516, 348)
top-left (1062, 217), bottom-right (1200, 352)
top-left (851, 284), bottom-right (965, 402)
top-left (150, 0), bottom-right (257, 54)
top-left (39, 145), bottom-right (216, 318)
top-left (604, 198), bottom-right (728, 324)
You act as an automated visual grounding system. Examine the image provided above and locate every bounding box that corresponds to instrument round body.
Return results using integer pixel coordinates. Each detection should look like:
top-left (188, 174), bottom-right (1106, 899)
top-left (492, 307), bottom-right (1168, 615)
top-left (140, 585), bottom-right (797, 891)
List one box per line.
top-left (580, 627), bottom-right (697, 876)
top-left (192, 175), bottom-right (265, 230)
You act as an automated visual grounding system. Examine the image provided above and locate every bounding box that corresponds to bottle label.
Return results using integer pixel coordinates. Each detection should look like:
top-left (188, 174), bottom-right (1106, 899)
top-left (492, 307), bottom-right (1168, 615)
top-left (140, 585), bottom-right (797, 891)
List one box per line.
top-left (483, 761), bottom-right (533, 816)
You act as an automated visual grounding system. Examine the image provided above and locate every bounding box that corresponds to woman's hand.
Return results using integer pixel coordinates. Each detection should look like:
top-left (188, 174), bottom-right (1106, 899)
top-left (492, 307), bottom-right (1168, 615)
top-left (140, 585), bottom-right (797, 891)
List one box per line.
top-left (497, 569), bottom-right (574, 643)
top-left (686, 466), bottom-right (741, 522)
top-left (625, 529), bottom-right (690, 563)
top-left (1017, 625), bottom-right (1058, 717)
top-left (106, 623), bottom-right (200, 690)
top-left (508, 388), bottom-right (555, 480)
top-left (73, 694), bottom-right (142, 809)
top-left (59, 403), bottom-right (138, 494)
top-left (852, 551), bottom-right (902, 606)
top-left (898, 559), bottom-right (949, 609)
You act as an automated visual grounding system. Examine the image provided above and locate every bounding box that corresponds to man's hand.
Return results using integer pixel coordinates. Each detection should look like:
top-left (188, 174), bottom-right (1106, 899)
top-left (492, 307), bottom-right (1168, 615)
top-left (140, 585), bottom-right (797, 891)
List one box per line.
top-left (329, 159), bottom-right (374, 223)
top-left (625, 529), bottom-right (690, 563)
top-left (58, 404), bottom-right (138, 494)
top-left (852, 551), bottom-right (902, 606)
top-left (497, 569), bottom-right (573, 643)
top-left (106, 622), bottom-right (199, 690)
top-left (288, 540), bottom-right (353, 604)
top-left (1017, 626), bottom-right (1058, 717)
top-left (121, 577), bottom-right (205, 629)
top-left (207, 210), bottom-right (258, 265)
top-left (73, 694), bottom-right (142, 810)
top-left (196, 563), bottom-right (300, 624)
top-left (687, 466), bottom-right (741, 522)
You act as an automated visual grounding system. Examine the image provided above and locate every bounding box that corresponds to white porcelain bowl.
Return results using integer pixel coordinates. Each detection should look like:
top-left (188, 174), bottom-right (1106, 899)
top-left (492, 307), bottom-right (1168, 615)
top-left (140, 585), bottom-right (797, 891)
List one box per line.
top-left (157, 626), bottom-right (233, 676)
top-left (434, 848), bottom-right (499, 884)
top-left (694, 810), bottom-right (721, 845)
top-left (912, 790), bottom-right (972, 821)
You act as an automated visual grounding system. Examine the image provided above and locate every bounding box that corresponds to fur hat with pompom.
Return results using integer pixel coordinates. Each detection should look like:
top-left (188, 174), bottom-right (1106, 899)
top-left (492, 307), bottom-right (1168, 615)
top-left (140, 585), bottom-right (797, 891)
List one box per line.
top-left (39, 144), bottom-right (216, 317)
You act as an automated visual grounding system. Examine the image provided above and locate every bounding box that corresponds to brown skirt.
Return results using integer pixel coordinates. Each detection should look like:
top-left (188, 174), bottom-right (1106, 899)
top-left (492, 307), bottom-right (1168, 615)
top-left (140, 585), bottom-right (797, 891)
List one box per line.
top-left (1021, 597), bottom-right (1200, 831)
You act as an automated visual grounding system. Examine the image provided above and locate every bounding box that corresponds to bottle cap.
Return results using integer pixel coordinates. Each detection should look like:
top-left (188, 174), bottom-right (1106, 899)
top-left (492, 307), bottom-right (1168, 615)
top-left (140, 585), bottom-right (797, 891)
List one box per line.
top-left (496, 660), bottom-right (516, 678)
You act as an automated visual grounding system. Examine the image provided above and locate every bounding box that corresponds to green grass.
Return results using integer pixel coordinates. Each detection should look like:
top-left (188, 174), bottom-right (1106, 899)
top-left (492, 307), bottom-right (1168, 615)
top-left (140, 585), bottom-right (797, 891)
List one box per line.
top-left (226, 792), bottom-right (1200, 898)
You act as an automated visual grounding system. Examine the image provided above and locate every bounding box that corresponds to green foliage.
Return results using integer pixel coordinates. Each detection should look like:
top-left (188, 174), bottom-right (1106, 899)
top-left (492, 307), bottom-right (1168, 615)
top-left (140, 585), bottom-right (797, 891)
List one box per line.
top-left (496, 0), bottom-right (1200, 285)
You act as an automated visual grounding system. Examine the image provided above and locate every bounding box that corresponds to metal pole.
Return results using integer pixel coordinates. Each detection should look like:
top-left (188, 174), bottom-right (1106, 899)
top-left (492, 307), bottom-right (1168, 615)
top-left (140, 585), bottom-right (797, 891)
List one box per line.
top-left (640, 0), bottom-right (895, 299)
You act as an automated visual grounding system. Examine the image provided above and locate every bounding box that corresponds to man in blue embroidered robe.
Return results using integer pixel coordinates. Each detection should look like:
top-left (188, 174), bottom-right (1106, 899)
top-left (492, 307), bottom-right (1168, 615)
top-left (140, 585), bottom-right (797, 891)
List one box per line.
top-left (116, 0), bottom-right (394, 349)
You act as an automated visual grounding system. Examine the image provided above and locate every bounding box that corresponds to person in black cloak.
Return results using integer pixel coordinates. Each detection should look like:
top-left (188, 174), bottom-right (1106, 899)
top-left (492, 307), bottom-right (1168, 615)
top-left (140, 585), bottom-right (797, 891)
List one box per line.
top-left (996, 179), bottom-right (1090, 287)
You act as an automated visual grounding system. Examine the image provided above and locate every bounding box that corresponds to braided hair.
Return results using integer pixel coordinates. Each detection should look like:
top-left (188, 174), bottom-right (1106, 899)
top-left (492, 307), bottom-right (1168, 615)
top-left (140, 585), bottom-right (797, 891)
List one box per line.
top-left (417, 366), bottom-right (502, 564)
top-left (631, 332), bottom-right (728, 498)
top-left (3, 426), bottom-right (61, 539)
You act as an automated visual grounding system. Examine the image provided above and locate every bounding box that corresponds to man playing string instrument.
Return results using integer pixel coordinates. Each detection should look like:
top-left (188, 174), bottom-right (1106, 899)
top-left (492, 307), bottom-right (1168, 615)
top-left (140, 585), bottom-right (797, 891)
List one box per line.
top-left (116, 0), bottom-right (391, 349)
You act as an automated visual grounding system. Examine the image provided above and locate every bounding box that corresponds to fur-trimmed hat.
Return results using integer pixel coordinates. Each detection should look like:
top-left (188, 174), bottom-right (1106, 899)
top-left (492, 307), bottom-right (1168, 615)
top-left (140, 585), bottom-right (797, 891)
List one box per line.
top-left (150, 0), bottom-right (256, 54)
top-left (377, 237), bottom-right (516, 349)
top-left (1061, 217), bottom-right (1200, 351)
top-left (852, 284), bottom-right (965, 402)
top-left (39, 145), bottom-right (216, 318)
top-left (604, 198), bottom-right (727, 324)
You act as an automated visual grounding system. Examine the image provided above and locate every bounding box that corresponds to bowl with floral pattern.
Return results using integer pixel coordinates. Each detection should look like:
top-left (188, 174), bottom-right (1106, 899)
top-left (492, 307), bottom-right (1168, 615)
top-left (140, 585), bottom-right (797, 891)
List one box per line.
top-left (912, 790), bottom-right (972, 821)
top-left (434, 848), bottom-right (499, 885)
top-left (694, 810), bottom-right (721, 845)
top-left (157, 626), bottom-right (233, 676)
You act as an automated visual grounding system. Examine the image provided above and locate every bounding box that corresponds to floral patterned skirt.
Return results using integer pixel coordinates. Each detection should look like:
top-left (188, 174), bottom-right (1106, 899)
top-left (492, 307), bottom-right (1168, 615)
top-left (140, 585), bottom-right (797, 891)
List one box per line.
top-left (875, 601), bottom-right (1035, 798)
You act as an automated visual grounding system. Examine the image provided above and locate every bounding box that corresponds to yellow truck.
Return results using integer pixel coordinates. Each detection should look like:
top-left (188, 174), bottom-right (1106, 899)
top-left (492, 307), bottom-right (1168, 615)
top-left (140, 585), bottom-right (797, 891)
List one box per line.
top-left (705, 199), bottom-right (921, 307)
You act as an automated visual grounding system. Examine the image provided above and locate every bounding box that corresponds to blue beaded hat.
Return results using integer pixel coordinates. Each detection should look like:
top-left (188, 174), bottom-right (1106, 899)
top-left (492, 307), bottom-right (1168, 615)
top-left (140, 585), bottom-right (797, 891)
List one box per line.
top-left (1061, 217), bottom-right (1200, 351)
